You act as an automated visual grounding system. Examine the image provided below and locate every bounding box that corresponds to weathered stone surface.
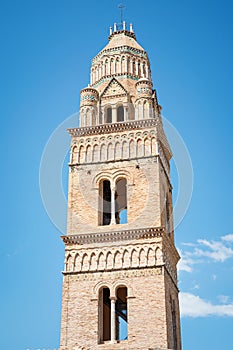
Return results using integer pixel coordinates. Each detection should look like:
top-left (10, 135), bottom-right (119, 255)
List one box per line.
top-left (59, 25), bottom-right (182, 350)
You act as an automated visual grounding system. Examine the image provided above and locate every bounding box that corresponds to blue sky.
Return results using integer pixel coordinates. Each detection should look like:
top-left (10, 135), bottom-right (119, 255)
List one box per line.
top-left (1, 1), bottom-right (233, 349)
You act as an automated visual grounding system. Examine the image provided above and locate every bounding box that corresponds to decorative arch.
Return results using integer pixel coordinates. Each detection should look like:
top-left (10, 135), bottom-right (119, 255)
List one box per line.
top-left (86, 144), bottom-right (92, 163)
top-left (98, 252), bottom-right (106, 270)
top-left (71, 145), bottom-right (78, 163)
top-left (90, 252), bottom-right (97, 271)
top-left (81, 253), bottom-right (89, 271)
top-left (139, 248), bottom-right (147, 267)
top-left (74, 253), bottom-right (81, 271)
top-left (93, 144), bottom-right (99, 162)
top-left (79, 145), bottom-right (85, 163)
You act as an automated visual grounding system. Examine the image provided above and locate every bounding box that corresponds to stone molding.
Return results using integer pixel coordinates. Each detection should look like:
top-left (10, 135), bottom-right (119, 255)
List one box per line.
top-left (92, 45), bottom-right (147, 65)
top-left (68, 119), bottom-right (158, 137)
top-left (62, 226), bottom-right (164, 245)
top-left (64, 266), bottom-right (163, 282)
top-left (64, 241), bottom-right (163, 274)
top-left (68, 119), bottom-right (172, 160)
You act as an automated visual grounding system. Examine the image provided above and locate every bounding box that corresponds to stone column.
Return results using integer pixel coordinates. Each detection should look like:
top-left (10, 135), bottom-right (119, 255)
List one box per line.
top-left (110, 297), bottom-right (116, 343)
top-left (145, 65), bottom-right (149, 78)
top-left (112, 106), bottom-right (117, 123)
top-left (110, 184), bottom-right (116, 225)
top-left (125, 57), bottom-right (128, 72)
top-left (140, 62), bottom-right (144, 77)
top-left (136, 61), bottom-right (139, 76)
top-left (130, 60), bottom-right (133, 74)
top-left (124, 105), bottom-right (128, 121)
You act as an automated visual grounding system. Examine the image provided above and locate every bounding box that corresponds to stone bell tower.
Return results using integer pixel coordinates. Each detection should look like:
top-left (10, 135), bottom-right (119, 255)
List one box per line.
top-left (60, 22), bottom-right (182, 350)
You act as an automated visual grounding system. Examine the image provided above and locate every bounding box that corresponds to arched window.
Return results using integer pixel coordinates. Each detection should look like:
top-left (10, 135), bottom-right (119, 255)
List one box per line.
top-left (116, 287), bottom-right (128, 341)
top-left (98, 286), bottom-right (128, 344)
top-left (99, 180), bottom-right (111, 225)
top-left (106, 107), bottom-right (112, 123)
top-left (99, 287), bottom-right (111, 342)
top-left (165, 193), bottom-right (170, 234)
top-left (115, 178), bottom-right (127, 224)
top-left (117, 105), bottom-right (124, 122)
top-left (98, 177), bottom-right (128, 226)
top-left (171, 298), bottom-right (178, 350)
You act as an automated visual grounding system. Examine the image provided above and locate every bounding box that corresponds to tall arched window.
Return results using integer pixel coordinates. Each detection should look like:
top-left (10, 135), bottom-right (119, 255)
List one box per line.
top-left (171, 298), bottom-right (177, 350)
top-left (116, 287), bottom-right (128, 341)
top-left (98, 286), bottom-right (128, 343)
top-left (165, 193), bottom-right (170, 235)
top-left (98, 177), bottom-right (128, 226)
top-left (115, 178), bottom-right (127, 224)
top-left (117, 105), bottom-right (124, 122)
top-left (99, 180), bottom-right (111, 225)
top-left (99, 287), bottom-right (111, 342)
top-left (106, 107), bottom-right (112, 123)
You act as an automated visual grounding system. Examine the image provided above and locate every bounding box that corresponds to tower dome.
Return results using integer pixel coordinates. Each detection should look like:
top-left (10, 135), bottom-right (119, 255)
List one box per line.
top-left (90, 22), bottom-right (152, 94)
top-left (79, 23), bottom-right (159, 126)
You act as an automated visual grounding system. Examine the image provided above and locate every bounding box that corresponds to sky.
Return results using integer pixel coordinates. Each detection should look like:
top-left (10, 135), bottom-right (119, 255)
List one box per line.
top-left (1, 0), bottom-right (233, 349)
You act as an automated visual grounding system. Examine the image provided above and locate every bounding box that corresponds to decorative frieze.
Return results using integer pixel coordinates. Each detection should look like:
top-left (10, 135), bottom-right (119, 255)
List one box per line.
top-left (65, 266), bottom-right (163, 282)
top-left (68, 119), bottom-right (159, 137)
top-left (62, 226), bottom-right (164, 245)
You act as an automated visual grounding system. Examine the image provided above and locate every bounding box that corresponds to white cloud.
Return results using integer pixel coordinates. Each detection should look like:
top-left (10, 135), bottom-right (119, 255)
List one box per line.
top-left (222, 234), bottom-right (233, 242)
top-left (195, 239), bottom-right (233, 262)
top-left (218, 295), bottom-right (230, 304)
top-left (178, 235), bottom-right (233, 272)
top-left (180, 292), bottom-right (233, 317)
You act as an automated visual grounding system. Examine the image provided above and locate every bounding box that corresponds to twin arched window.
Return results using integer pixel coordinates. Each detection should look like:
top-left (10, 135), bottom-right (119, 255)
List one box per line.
top-left (99, 286), bottom-right (128, 343)
top-left (99, 178), bottom-right (127, 226)
top-left (105, 105), bottom-right (125, 124)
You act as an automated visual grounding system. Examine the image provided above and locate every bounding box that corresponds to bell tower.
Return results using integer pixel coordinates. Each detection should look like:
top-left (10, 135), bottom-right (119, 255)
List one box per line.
top-left (60, 22), bottom-right (182, 350)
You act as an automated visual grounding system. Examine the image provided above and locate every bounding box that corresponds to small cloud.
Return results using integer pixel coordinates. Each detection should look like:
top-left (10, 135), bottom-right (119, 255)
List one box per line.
top-left (178, 235), bottom-right (233, 273)
top-left (195, 239), bottom-right (233, 262)
top-left (218, 295), bottom-right (230, 304)
top-left (193, 283), bottom-right (200, 290)
top-left (221, 234), bottom-right (233, 242)
top-left (180, 292), bottom-right (233, 317)
top-left (181, 242), bottom-right (197, 247)
top-left (212, 274), bottom-right (217, 281)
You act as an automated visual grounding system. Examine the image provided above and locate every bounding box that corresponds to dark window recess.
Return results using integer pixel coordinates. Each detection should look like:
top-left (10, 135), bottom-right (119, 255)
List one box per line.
top-left (117, 105), bottom-right (124, 122)
top-left (107, 108), bottom-right (112, 123)
top-left (102, 288), bottom-right (111, 341)
top-left (103, 180), bottom-right (111, 225)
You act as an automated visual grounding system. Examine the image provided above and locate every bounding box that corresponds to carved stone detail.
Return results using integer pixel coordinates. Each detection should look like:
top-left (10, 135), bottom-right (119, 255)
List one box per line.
top-left (62, 227), bottom-right (164, 245)
top-left (65, 266), bottom-right (163, 282)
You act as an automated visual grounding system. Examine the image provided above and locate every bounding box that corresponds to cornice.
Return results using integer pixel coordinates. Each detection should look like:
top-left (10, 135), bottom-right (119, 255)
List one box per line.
top-left (68, 119), bottom-right (159, 137)
top-left (92, 45), bottom-right (148, 64)
top-left (61, 226), bottom-right (165, 245)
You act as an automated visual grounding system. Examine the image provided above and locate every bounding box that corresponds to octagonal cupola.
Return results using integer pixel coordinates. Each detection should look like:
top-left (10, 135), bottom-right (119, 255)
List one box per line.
top-left (90, 22), bottom-right (152, 91)
top-left (80, 87), bottom-right (99, 127)
top-left (78, 23), bottom-right (161, 127)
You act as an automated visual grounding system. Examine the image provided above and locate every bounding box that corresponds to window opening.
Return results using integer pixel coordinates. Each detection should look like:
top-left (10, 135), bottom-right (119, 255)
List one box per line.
top-left (115, 178), bottom-right (127, 224)
top-left (117, 105), bottom-right (124, 122)
top-left (106, 107), bottom-right (112, 123)
top-left (172, 299), bottom-right (177, 350)
top-left (116, 287), bottom-right (128, 341)
top-left (100, 288), bottom-right (111, 342)
top-left (101, 180), bottom-right (111, 225)
top-left (165, 194), bottom-right (170, 234)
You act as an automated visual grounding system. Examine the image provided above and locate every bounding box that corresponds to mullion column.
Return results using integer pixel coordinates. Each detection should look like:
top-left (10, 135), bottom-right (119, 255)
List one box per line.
top-left (110, 297), bottom-right (116, 343)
